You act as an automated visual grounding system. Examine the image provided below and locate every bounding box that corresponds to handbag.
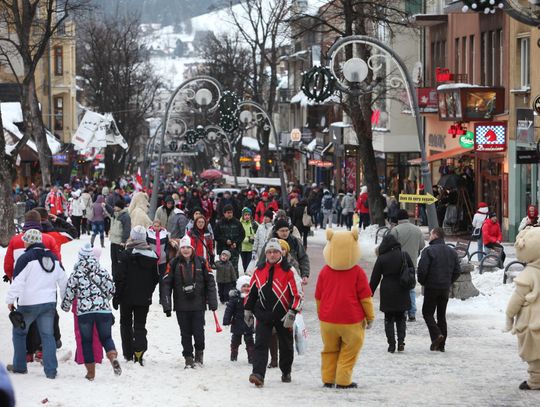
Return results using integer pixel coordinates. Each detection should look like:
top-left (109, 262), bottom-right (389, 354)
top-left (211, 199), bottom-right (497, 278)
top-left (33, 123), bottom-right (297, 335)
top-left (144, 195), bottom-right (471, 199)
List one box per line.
top-left (399, 251), bottom-right (416, 290)
top-left (302, 207), bottom-right (313, 227)
top-left (471, 227), bottom-right (482, 241)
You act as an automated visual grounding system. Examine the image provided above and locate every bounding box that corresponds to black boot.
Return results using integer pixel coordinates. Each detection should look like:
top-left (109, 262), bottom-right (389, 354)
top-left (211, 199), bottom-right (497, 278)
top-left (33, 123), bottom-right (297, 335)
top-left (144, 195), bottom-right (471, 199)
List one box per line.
top-left (384, 314), bottom-right (396, 353)
top-left (396, 314), bottom-right (406, 352)
top-left (184, 356), bottom-right (195, 369)
top-left (195, 350), bottom-right (204, 366)
top-left (133, 351), bottom-right (145, 366)
top-left (100, 236), bottom-right (105, 248)
top-left (230, 345), bottom-right (238, 362)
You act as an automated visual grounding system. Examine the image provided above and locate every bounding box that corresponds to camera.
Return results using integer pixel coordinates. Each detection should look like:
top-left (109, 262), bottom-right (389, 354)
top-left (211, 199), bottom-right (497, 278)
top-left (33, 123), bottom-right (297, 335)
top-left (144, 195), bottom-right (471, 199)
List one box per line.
top-left (183, 284), bottom-right (195, 297)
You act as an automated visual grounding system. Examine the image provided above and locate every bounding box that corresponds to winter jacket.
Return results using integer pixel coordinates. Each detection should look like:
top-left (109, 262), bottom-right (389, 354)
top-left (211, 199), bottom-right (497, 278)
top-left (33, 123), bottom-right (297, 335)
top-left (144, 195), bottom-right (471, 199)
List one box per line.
top-left (370, 235), bottom-right (412, 313)
top-left (168, 208), bottom-right (189, 239)
top-left (389, 220), bottom-right (425, 268)
top-left (417, 238), bottom-right (461, 290)
top-left (252, 222), bottom-right (273, 258)
top-left (356, 192), bottom-right (369, 214)
top-left (472, 207), bottom-right (489, 230)
top-left (315, 264), bottom-right (373, 324)
top-left (61, 256), bottom-right (115, 315)
top-left (0, 363), bottom-right (15, 407)
top-left (241, 219), bottom-right (258, 252)
top-left (114, 246), bottom-right (159, 306)
top-left (6, 244), bottom-right (67, 306)
top-left (201, 197), bottom-right (214, 221)
top-left (482, 220), bottom-right (503, 245)
top-left (341, 193), bottom-right (356, 214)
top-left (128, 192), bottom-right (152, 228)
top-left (81, 192), bottom-right (93, 219)
top-left (321, 192), bottom-right (334, 213)
top-left (245, 259), bottom-right (303, 322)
top-left (70, 196), bottom-right (85, 217)
top-left (3, 233), bottom-right (61, 280)
top-left (154, 205), bottom-right (175, 231)
top-left (160, 255), bottom-right (218, 313)
top-left (215, 259), bottom-right (236, 283)
top-left (223, 289), bottom-right (253, 335)
top-left (188, 228), bottom-right (214, 264)
top-left (254, 200), bottom-right (279, 223)
top-left (46, 191), bottom-right (66, 216)
top-left (109, 208), bottom-right (131, 245)
top-left (214, 217), bottom-right (245, 255)
top-left (186, 220), bottom-right (214, 239)
top-left (147, 227), bottom-right (169, 264)
top-left (90, 196), bottom-right (107, 222)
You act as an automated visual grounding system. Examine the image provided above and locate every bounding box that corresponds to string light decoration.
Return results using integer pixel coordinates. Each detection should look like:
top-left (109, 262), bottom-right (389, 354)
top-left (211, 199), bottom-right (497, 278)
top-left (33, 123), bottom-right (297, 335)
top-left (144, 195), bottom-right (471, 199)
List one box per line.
top-left (301, 66), bottom-right (336, 103)
top-left (185, 129), bottom-right (198, 145)
top-left (218, 91), bottom-right (240, 133)
top-left (462, 0), bottom-right (504, 14)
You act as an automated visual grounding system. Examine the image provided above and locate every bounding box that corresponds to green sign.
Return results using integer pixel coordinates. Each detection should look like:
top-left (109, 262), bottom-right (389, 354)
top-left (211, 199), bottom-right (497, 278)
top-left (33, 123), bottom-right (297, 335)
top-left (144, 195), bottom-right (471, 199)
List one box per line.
top-left (459, 131), bottom-right (474, 148)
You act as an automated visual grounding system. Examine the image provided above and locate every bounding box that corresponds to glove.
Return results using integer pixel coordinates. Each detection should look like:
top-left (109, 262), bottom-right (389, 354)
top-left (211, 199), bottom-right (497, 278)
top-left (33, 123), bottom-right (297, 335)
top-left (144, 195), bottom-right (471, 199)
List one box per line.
top-left (366, 320), bottom-right (374, 330)
top-left (281, 309), bottom-right (296, 329)
top-left (244, 310), bottom-right (254, 328)
top-left (503, 316), bottom-right (514, 333)
top-left (3, 275), bottom-right (9, 283)
top-left (112, 298), bottom-right (119, 310)
top-left (165, 311), bottom-right (171, 317)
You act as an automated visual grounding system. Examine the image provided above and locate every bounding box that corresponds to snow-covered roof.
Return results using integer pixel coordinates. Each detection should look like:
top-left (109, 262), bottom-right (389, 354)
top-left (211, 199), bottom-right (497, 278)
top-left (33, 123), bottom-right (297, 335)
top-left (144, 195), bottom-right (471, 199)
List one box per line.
top-left (437, 83), bottom-right (486, 91)
top-left (1, 102), bottom-right (62, 155)
top-left (241, 136), bottom-right (276, 152)
top-left (330, 121), bottom-right (351, 128)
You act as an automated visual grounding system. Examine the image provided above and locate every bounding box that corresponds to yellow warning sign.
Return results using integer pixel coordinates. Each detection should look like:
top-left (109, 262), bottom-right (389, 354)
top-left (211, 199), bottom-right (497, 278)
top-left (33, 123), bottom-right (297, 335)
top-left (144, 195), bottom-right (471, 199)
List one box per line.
top-left (398, 193), bottom-right (438, 205)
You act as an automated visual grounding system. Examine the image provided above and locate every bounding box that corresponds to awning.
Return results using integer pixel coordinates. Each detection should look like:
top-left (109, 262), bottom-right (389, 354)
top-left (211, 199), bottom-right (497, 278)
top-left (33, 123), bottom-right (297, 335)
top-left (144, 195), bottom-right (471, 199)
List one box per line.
top-left (408, 147), bottom-right (473, 165)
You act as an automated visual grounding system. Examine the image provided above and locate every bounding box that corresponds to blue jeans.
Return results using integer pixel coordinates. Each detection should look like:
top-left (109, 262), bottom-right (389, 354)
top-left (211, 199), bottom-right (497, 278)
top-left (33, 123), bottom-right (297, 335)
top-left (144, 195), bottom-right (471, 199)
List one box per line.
top-left (409, 289), bottom-right (417, 317)
top-left (78, 313), bottom-right (116, 363)
top-left (92, 221), bottom-right (105, 239)
top-left (13, 302), bottom-right (57, 377)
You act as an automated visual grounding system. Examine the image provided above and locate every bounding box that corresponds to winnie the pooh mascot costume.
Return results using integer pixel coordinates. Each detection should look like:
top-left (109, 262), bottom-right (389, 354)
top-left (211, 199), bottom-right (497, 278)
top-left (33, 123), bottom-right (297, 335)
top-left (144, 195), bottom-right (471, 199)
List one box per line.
top-left (506, 226), bottom-right (540, 390)
top-left (129, 192), bottom-right (152, 229)
top-left (315, 226), bottom-right (374, 389)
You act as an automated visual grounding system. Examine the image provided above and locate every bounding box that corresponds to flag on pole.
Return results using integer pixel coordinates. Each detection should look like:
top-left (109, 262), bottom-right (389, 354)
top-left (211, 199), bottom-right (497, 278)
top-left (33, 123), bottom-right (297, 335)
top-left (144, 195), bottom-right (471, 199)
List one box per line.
top-left (135, 167), bottom-right (143, 191)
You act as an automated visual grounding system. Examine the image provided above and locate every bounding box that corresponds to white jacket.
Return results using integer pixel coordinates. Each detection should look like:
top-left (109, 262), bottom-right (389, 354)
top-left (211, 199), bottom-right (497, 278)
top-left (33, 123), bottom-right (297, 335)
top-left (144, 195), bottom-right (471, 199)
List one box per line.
top-left (472, 207), bottom-right (489, 229)
top-left (70, 196), bottom-right (85, 217)
top-left (252, 222), bottom-right (273, 257)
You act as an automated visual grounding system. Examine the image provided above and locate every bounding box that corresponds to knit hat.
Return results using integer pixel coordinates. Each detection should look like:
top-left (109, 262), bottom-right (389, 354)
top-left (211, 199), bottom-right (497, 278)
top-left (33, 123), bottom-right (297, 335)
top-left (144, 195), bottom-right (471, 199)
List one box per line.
top-left (179, 235), bottom-right (192, 249)
top-left (79, 243), bottom-right (95, 259)
top-left (242, 207), bottom-right (252, 215)
top-left (220, 249), bottom-right (231, 258)
top-left (236, 275), bottom-right (251, 291)
top-left (130, 225), bottom-right (147, 242)
top-left (265, 238), bottom-right (283, 253)
top-left (478, 202), bottom-right (488, 208)
top-left (278, 239), bottom-right (290, 254)
top-left (22, 229), bottom-right (42, 245)
top-left (489, 212), bottom-right (498, 219)
top-left (264, 209), bottom-right (274, 219)
top-left (397, 209), bottom-right (409, 221)
top-left (261, 192), bottom-right (269, 198)
top-left (274, 218), bottom-right (290, 231)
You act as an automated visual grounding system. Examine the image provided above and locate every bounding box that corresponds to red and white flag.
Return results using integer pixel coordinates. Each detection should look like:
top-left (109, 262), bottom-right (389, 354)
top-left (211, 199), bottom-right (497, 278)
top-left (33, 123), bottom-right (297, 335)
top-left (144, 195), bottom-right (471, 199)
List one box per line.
top-left (135, 167), bottom-right (143, 191)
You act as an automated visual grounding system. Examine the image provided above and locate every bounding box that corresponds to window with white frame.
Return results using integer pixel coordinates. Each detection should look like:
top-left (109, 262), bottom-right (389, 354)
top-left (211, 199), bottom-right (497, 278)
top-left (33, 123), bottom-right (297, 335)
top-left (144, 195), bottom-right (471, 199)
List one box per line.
top-left (519, 37), bottom-right (530, 89)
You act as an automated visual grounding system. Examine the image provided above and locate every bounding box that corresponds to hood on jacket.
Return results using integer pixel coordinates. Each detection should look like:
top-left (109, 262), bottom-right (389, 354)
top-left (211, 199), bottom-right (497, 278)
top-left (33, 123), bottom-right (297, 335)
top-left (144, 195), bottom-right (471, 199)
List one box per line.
top-left (378, 234), bottom-right (401, 256)
top-left (96, 195), bottom-right (105, 204)
top-left (477, 207), bottom-right (489, 215)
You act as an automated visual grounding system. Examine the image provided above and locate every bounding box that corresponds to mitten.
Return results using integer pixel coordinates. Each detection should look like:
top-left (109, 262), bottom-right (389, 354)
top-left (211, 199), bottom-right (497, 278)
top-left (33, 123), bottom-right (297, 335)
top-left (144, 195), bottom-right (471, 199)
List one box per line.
top-left (281, 309), bottom-right (296, 329)
top-left (2, 275), bottom-right (10, 283)
top-left (244, 310), bottom-right (254, 328)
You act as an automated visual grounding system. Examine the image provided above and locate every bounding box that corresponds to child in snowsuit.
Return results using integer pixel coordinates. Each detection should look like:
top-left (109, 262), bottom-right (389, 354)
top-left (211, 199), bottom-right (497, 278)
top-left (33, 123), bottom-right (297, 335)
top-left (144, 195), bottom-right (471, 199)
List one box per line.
top-left (223, 275), bottom-right (254, 363)
top-left (215, 250), bottom-right (236, 304)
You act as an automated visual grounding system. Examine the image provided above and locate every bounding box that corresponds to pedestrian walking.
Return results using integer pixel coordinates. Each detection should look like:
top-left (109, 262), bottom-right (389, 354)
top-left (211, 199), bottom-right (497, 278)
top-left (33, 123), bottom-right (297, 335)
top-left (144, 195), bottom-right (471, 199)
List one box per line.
top-left (161, 235), bottom-right (218, 368)
top-left (321, 190), bottom-right (334, 229)
top-left (214, 204), bottom-right (245, 274)
top-left (90, 195), bottom-right (107, 248)
top-left (240, 207), bottom-right (258, 273)
top-left (106, 199), bottom-right (131, 279)
top-left (417, 227), bottom-right (460, 352)
top-left (370, 234), bottom-right (412, 353)
top-left (356, 186), bottom-right (370, 229)
top-left (252, 210), bottom-right (274, 259)
top-left (215, 250), bottom-right (236, 304)
top-left (341, 190), bottom-right (356, 231)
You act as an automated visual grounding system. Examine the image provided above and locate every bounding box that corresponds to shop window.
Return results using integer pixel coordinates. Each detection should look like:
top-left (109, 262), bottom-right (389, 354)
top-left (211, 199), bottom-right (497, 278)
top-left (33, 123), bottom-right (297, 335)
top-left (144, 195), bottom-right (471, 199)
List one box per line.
top-left (54, 46), bottom-right (63, 76)
top-left (519, 37), bottom-right (530, 89)
top-left (468, 35), bottom-right (475, 84)
top-left (54, 96), bottom-right (63, 131)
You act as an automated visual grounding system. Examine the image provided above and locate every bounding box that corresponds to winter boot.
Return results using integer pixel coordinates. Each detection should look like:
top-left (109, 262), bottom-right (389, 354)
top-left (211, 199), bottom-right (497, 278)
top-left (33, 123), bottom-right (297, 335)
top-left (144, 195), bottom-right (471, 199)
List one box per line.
top-left (133, 351), bottom-right (145, 366)
top-left (397, 343), bottom-right (405, 352)
top-left (249, 373), bottom-right (264, 388)
top-left (336, 382), bottom-right (358, 389)
top-left (84, 363), bottom-right (96, 381)
top-left (396, 316), bottom-right (406, 353)
top-left (387, 344), bottom-right (396, 353)
top-left (90, 235), bottom-right (96, 247)
top-left (230, 345), bottom-right (239, 362)
top-left (430, 335), bottom-right (445, 351)
top-left (184, 356), bottom-right (195, 369)
top-left (384, 316), bottom-right (396, 353)
top-left (195, 350), bottom-right (204, 366)
top-left (100, 236), bottom-right (105, 248)
top-left (281, 373), bottom-right (291, 383)
top-left (107, 351), bottom-right (122, 376)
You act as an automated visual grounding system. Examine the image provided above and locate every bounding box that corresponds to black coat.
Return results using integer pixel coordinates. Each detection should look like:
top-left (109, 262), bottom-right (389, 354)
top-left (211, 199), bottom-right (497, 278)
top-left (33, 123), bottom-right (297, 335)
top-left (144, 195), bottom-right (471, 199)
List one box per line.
top-left (114, 248), bottom-right (159, 306)
top-left (370, 235), bottom-right (412, 313)
top-left (417, 238), bottom-right (461, 290)
top-left (291, 202), bottom-right (310, 233)
top-left (161, 255), bottom-right (218, 313)
top-left (222, 289), bottom-right (253, 335)
top-left (214, 217), bottom-right (245, 255)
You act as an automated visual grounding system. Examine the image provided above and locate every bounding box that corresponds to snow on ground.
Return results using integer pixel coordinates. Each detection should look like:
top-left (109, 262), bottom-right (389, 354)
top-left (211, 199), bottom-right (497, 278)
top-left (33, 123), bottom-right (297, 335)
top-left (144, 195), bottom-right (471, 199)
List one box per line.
top-left (1, 228), bottom-right (539, 406)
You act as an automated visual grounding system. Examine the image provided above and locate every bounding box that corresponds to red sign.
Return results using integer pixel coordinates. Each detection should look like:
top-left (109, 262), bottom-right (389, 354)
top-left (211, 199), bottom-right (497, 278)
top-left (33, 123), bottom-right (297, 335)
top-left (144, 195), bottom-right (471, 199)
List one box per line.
top-left (417, 88), bottom-right (438, 113)
top-left (435, 67), bottom-right (453, 82)
top-left (345, 157), bottom-right (357, 192)
top-left (474, 121), bottom-right (507, 152)
top-left (308, 159), bottom-right (333, 168)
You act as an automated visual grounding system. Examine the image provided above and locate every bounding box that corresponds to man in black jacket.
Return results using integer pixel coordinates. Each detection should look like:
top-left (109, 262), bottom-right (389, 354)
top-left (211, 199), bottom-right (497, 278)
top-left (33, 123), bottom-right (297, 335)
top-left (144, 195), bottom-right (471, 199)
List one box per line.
top-left (214, 205), bottom-right (245, 276)
top-left (417, 227), bottom-right (460, 352)
top-left (161, 235), bottom-right (218, 368)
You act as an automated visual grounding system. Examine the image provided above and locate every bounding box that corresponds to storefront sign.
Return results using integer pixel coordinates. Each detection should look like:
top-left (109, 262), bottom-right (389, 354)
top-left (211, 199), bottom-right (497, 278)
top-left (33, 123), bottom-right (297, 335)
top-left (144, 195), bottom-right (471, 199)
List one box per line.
top-left (398, 193), bottom-right (438, 205)
top-left (517, 109), bottom-right (534, 144)
top-left (474, 122), bottom-right (507, 152)
top-left (308, 159), bottom-right (333, 168)
top-left (417, 88), bottom-right (438, 113)
top-left (52, 154), bottom-right (69, 166)
top-left (345, 157), bottom-right (357, 192)
top-left (239, 156), bottom-right (253, 163)
top-left (290, 128), bottom-right (301, 142)
top-left (459, 131), bottom-right (474, 148)
top-left (428, 134), bottom-right (446, 150)
top-left (516, 150), bottom-right (540, 164)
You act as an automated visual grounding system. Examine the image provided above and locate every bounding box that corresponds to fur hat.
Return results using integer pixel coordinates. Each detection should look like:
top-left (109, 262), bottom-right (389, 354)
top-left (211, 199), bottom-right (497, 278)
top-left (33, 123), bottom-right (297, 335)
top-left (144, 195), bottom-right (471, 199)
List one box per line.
top-left (22, 229), bottom-right (42, 245)
top-left (220, 249), bottom-right (231, 258)
top-left (236, 275), bottom-right (251, 291)
top-left (130, 225), bottom-right (147, 242)
top-left (265, 238), bottom-right (283, 253)
top-left (274, 218), bottom-right (290, 231)
top-left (180, 235), bottom-right (193, 249)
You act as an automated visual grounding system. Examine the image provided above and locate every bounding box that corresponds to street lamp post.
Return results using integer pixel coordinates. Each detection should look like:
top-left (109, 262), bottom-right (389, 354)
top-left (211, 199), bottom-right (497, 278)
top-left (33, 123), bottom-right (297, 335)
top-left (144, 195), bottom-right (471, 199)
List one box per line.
top-left (321, 35), bottom-right (439, 229)
top-left (462, 0), bottom-right (540, 26)
top-left (149, 76), bottom-right (222, 218)
top-left (143, 121), bottom-right (162, 191)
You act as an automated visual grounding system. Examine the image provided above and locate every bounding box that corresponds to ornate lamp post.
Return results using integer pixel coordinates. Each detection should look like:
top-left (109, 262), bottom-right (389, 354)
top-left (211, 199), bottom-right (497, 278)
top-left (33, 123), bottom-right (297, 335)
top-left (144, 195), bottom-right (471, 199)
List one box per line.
top-left (149, 76), bottom-right (222, 218)
top-left (303, 35), bottom-right (439, 229)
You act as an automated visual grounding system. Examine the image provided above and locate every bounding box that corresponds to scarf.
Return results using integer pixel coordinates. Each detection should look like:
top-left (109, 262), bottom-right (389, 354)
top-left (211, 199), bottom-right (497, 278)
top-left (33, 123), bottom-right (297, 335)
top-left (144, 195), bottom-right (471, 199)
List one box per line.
top-left (23, 220), bottom-right (42, 232)
top-left (149, 226), bottom-right (164, 262)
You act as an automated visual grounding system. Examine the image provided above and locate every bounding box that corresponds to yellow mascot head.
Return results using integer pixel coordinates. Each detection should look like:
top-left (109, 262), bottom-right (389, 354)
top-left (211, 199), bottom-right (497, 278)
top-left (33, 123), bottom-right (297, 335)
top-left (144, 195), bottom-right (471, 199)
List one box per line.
top-left (323, 226), bottom-right (361, 270)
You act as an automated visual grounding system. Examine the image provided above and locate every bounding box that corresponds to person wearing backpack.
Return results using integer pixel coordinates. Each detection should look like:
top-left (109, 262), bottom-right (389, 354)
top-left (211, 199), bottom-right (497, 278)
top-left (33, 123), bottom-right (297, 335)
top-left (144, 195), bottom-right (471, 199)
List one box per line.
top-left (321, 190), bottom-right (334, 229)
top-left (370, 234), bottom-right (413, 353)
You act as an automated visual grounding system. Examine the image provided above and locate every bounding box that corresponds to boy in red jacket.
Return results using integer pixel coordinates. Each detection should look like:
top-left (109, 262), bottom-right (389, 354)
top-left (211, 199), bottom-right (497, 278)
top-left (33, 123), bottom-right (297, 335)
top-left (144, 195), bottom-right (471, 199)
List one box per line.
top-left (482, 212), bottom-right (506, 264)
top-left (315, 227), bottom-right (374, 389)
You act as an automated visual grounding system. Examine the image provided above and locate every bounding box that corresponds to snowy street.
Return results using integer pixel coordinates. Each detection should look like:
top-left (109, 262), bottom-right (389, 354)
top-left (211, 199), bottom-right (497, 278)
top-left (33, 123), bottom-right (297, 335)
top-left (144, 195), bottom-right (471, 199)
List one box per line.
top-left (1, 228), bottom-right (539, 406)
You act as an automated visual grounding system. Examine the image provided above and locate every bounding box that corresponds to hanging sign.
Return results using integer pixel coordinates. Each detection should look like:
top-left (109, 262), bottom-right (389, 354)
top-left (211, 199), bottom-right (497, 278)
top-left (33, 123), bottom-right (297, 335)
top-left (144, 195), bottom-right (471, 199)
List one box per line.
top-left (474, 121), bottom-right (507, 152)
top-left (459, 131), bottom-right (474, 148)
top-left (399, 193), bottom-right (438, 205)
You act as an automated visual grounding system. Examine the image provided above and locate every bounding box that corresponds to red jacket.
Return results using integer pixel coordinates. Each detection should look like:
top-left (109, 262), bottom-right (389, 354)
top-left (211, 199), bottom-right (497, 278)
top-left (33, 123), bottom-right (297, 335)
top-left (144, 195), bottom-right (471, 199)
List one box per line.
top-left (46, 192), bottom-right (66, 216)
top-left (3, 233), bottom-right (61, 280)
top-left (188, 229), bottom-right (214, 264)
top-left (315, 264), bottom-right (372, 324)
top-left (356, 193), bottom-right (369, 214)
top-left (254, 200), bottom-right (279, 223)
top-left (201, 198), bottom-right (214, 221)
top-left (482, 220), bottom-right (502, 245)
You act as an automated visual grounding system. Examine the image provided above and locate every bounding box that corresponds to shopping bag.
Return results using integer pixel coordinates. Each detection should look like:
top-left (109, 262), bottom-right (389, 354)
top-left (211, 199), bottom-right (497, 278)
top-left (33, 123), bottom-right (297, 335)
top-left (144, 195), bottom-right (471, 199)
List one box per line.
top-left (353, 213), bottom-right (359, 226)
top-left (294, 313), bottom-right (308, 355)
